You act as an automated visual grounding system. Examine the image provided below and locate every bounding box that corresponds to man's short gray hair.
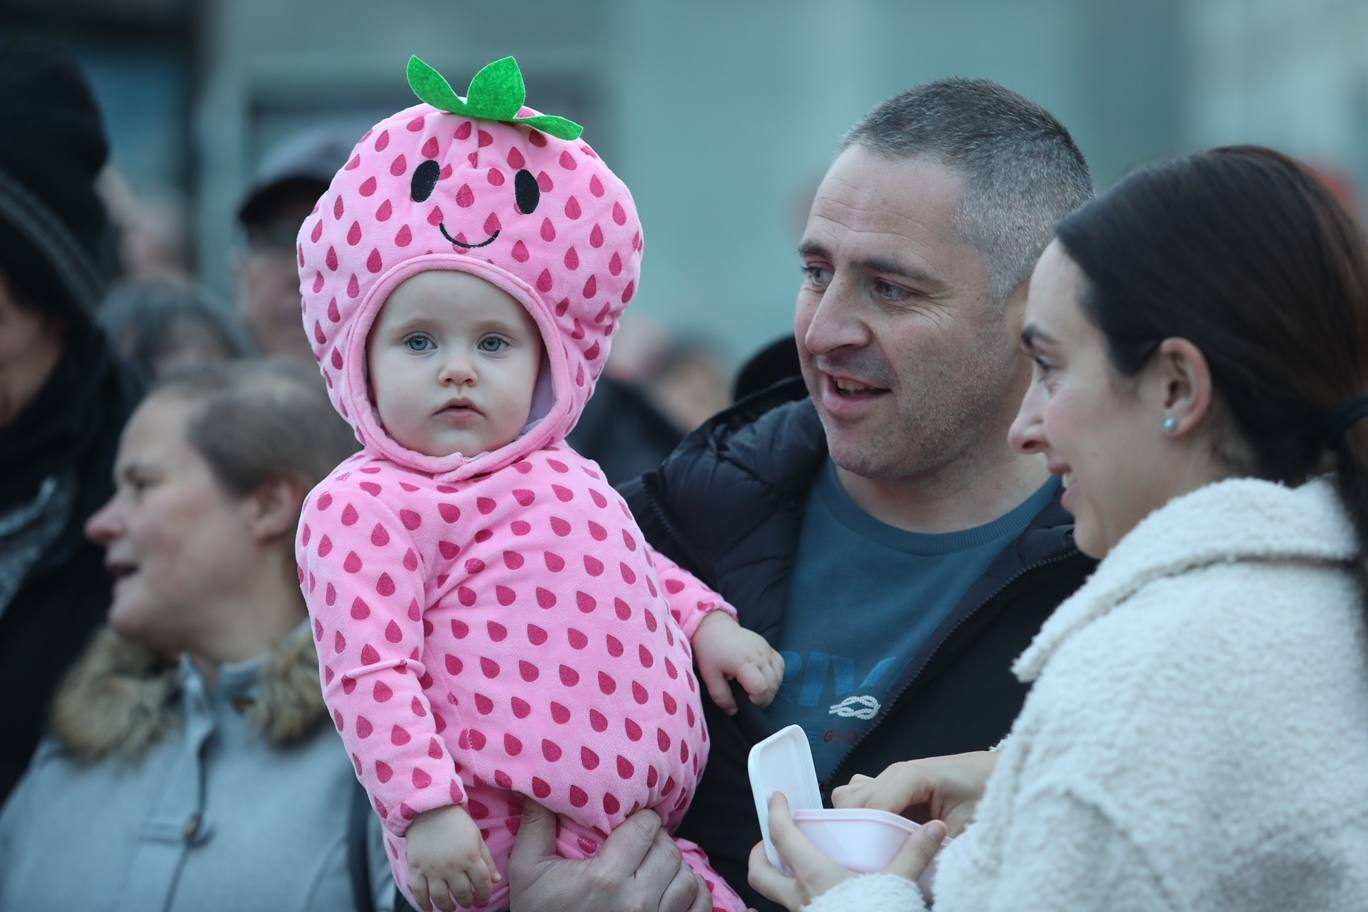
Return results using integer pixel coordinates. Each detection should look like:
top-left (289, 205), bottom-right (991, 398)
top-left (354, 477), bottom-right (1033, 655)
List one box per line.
top-left (843, 78), bottom-right (1093, 306)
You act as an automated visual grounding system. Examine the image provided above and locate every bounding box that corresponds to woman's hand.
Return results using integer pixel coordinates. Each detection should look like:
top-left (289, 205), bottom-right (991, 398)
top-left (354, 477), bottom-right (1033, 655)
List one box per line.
top-left (832, 750), bottom-right (997, 837)
top-left (747, 793), bottom-right (945, 912)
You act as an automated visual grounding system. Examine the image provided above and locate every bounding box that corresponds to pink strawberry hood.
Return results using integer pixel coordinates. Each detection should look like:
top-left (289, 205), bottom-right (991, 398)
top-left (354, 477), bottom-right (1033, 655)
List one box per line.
top-left (298, 56), bottom-right (642, 481)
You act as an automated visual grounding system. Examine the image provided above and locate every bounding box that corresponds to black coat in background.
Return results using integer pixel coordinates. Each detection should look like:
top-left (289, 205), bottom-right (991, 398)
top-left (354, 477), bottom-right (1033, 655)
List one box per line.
top-left (568, 375), bottom-right (682, 486)
top-left (621, 378), bottom-right (1095, 911)
top-left (0, 328), bottom-right (143, 805)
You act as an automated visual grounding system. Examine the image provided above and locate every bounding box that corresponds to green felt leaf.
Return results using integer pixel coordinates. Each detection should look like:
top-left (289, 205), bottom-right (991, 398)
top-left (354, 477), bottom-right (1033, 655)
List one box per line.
top-left (407, 55), bottom-right (468, 114)
top-left (513, 114), bottom-right (584, 141)
top-left (405, 55), bottom-right (583, 141)
top-left (464, 56), bottom-right (526, 121)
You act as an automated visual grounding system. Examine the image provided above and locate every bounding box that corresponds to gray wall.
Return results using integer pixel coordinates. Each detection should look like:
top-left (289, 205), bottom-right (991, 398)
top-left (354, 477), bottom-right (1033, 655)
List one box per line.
top-left (192, 0), bottom-right (1185, 365)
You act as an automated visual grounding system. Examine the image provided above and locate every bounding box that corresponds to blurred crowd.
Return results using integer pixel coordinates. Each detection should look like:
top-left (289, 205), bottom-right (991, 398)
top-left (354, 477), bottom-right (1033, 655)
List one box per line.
top-left (5, 28), bottom-right (1368, 912)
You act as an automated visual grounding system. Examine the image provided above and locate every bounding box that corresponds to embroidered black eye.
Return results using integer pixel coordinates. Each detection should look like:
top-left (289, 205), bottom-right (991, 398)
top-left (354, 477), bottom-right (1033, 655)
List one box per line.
top-left (514, 169), bottom-right (540, 214)
top-left (411, 159), bottom-right (441, 202)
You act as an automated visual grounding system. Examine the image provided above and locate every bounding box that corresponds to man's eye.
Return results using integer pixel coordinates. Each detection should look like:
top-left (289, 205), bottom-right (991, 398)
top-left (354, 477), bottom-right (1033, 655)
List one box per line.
top-left (872, 280), bottom-right (910, 302)
top-left (404, 334), bottom-right (435, 352)
top-left (801, 265), bottom-right (832, 288)
top-left (477, 336), bottom-right (510, 353)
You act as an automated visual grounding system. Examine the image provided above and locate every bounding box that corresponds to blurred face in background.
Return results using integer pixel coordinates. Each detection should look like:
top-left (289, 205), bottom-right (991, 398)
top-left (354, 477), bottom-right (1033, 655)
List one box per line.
top-left (236, 191), bottom-right (318, 361)
top-left (0, 272), bottom-right (65, 428)
top-left (85, 393), bottom-right (260, 658)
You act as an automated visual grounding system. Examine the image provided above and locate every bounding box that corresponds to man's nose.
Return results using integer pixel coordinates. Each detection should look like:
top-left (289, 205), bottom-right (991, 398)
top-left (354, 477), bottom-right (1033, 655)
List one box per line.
top-left (800, 280), bottom-right (869, 356)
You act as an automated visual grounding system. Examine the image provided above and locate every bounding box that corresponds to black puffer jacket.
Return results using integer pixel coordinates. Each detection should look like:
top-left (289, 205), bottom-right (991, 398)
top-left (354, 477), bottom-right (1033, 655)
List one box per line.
top-left (0, 329), bottom-right (143, 804)
top-left (622, 378), bottom-right (1095, 910)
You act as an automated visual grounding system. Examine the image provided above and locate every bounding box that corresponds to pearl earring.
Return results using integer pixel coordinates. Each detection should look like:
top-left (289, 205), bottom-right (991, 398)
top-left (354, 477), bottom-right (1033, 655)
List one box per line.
top-left (1162, 415), bottom-right (1179, 434)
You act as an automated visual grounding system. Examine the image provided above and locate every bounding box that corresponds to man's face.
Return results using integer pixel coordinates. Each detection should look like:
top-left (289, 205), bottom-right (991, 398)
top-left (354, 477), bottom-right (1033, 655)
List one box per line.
top-left (236, 193), bottom-right (318, 361)
top-left (795, 146), bottom-right (1027, 482)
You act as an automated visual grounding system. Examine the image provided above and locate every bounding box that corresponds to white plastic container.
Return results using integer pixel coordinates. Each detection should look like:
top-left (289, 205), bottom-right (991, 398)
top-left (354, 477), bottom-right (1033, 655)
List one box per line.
top-left (749, 725), bottom-right (944, 897)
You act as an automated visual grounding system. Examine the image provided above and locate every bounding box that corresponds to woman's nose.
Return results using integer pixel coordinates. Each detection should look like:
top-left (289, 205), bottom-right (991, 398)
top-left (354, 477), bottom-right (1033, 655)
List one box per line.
top-left (84, 495), bottom-right (122, 545)
top-left (1008, 386), bottom-right (1047, 454)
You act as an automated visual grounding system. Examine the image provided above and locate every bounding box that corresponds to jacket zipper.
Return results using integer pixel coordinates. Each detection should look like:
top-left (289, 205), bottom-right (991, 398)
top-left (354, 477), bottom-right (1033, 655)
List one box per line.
top-left (823, 547), bottom-right (1080, 790)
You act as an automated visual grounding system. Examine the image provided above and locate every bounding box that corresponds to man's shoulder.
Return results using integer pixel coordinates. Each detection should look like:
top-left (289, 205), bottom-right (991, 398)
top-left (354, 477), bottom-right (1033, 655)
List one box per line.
top-left (664, 377), bottom-right (825, 495)
top-left (621, 378), bottom-right (823, 580)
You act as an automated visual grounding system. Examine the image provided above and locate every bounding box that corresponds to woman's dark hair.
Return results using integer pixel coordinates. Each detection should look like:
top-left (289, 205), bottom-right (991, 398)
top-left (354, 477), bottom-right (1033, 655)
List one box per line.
top-left (1057, 145), bottom-right (1368, 579)
top-left (152, 358), bottom-right (357, 501)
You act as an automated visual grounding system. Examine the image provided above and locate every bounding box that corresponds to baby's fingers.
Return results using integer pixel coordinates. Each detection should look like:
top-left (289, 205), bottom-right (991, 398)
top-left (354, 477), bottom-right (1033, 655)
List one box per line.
top-left (411, 874), bottom-right (433, 912)
top-left (427, 876), bottom-right (457, 912)
top-left (766, 650), bottom-right (785, 690)
top-left (701, 663), bottom-right (739, 715)
top-left (447, 872), bottom-right (473, 910)
top-left (468, 849), bottom-right (499, 905)
top-left (480, 837), bottom-right (502, 885)
top-left (736, 661), bottom-right (779, 707)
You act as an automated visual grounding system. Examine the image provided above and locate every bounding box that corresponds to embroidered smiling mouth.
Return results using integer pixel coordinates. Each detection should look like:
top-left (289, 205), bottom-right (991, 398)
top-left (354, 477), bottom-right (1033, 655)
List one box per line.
top-left (439, 223), bottom-right (499, 249)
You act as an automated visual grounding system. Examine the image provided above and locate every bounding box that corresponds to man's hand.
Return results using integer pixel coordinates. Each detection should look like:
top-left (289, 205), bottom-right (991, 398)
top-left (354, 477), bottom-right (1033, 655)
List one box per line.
top-left (507, 799), bottom-right (713, 912)
top-left (832, 750), bottom-right (997, 837)
top-left (691, 611), bottom-right (785, 715)
top-left (748, 793), bottom-right (945, 911)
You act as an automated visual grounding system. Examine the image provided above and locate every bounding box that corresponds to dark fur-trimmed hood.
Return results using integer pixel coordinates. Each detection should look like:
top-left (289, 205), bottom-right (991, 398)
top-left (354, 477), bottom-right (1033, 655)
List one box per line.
top-left (50, 624), bottom-right (327, 762)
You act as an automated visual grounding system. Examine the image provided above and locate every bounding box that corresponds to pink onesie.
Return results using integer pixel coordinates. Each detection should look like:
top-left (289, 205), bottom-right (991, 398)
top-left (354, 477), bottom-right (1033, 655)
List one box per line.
top-left (294, 58), bottom-right (745, 911)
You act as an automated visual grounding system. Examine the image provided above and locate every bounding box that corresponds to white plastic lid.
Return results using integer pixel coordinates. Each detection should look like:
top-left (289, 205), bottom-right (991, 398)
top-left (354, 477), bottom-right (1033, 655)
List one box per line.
top-left (748, 725), bottom-right (824, 868)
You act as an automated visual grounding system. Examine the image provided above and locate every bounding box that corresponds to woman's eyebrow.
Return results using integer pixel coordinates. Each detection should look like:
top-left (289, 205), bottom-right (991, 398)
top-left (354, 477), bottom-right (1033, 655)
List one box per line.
top-left (1021, 324), bottom-right (1057, 348)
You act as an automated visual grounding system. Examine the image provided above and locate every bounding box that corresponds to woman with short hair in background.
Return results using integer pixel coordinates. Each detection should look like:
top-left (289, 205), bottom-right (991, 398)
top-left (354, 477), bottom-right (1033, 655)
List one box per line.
top-left (0, 360), bottom-right (399, 911)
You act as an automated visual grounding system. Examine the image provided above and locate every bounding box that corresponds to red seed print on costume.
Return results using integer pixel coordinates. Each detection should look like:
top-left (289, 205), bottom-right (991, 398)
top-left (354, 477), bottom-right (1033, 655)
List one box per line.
top-left (295, 66), bottom-right (749, 907)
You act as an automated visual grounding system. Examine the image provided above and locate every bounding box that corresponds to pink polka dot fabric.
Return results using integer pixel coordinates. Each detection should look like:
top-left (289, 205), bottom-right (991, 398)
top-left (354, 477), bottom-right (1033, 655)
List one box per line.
top-left (294, 84), bottom-right (744, 911)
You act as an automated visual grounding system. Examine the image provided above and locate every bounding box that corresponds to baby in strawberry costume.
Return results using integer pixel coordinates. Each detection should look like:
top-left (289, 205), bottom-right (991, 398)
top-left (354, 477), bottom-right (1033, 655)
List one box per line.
top-left (295, 56), bottom-right (780, 912)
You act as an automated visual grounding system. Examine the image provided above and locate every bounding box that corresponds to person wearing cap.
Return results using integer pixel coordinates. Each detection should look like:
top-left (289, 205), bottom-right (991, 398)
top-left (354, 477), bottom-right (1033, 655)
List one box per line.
top-left (0, 38), bottom-right (145, 805)
top-left (235, 128), bottom-right (353, 360)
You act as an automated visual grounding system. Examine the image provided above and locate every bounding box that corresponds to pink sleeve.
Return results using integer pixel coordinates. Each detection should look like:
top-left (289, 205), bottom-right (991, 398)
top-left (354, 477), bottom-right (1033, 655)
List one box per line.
top-left (297, 485), bottom-right (464, 836)
top-left (646, 546), bottom-right (737, 640)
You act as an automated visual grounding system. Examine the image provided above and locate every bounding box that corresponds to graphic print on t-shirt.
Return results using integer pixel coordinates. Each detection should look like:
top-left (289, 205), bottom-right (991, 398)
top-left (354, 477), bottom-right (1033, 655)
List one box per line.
top-left (764, 461), bottom-right (1060, 780)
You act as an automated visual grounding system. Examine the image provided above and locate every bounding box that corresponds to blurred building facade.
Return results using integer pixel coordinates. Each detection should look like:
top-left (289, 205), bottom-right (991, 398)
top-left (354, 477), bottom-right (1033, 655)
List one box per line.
top-left (4, 0), bottom-right (1364, 365)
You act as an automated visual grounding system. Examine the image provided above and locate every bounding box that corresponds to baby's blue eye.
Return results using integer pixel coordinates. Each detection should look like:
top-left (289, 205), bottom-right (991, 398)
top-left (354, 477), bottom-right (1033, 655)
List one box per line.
top-left (477, 336), bottom-right (510, 353)
top-left (404, 334), bottom-right (435, 352)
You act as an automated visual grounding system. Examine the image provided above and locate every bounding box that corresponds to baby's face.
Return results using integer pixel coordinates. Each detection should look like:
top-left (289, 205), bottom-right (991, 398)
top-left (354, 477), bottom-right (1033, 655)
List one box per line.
top-left (367, 270), bottom-right (543, 458)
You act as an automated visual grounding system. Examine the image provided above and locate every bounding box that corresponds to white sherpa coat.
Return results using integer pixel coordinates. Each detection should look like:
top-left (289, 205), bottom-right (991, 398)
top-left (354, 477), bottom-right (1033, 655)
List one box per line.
top-left (806, 477), bottom-right (1368, 912)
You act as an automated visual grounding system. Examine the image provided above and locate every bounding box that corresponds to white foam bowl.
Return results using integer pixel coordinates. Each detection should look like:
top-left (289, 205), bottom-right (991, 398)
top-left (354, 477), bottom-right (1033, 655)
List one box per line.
top-left (791, 807), bottom-right (945, 897)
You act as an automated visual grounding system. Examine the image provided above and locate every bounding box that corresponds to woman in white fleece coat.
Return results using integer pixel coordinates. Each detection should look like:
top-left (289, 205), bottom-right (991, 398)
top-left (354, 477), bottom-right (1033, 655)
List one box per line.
top-left (751, 146), bottom-right (1368, 912)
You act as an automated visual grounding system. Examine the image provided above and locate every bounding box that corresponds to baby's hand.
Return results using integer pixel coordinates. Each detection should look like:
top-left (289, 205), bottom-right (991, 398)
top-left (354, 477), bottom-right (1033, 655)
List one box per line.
top-left (691, 611), bottom-right (784, 715)
top-left (405, 803), bottom-right (500, 911)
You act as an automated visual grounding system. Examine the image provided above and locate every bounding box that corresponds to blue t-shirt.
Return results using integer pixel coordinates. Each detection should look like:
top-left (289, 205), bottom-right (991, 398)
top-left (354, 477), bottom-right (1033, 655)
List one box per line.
top-left (763, 460), bottom-right (1059, 781)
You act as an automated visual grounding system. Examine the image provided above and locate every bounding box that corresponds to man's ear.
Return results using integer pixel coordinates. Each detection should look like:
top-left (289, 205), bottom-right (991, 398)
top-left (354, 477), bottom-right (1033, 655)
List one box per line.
top-left (1150, 337), bottom-right (1214, 437)
top-left (245, 474), bottom-right (307, 545)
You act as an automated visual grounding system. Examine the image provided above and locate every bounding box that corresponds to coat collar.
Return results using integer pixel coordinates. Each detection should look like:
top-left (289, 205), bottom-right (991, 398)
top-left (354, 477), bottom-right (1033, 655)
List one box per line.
top-left (1015, 476), bottom-right (1358, 683)
top-left (50, 622), bottom-right (326, 762)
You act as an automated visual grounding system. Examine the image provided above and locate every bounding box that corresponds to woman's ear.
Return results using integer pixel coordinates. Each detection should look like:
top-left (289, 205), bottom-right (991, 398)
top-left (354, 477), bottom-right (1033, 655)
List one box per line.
top-left (245, 474), bottom-right (306, 545)
top-left (1150, 337), bottom-right (1213, 437)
